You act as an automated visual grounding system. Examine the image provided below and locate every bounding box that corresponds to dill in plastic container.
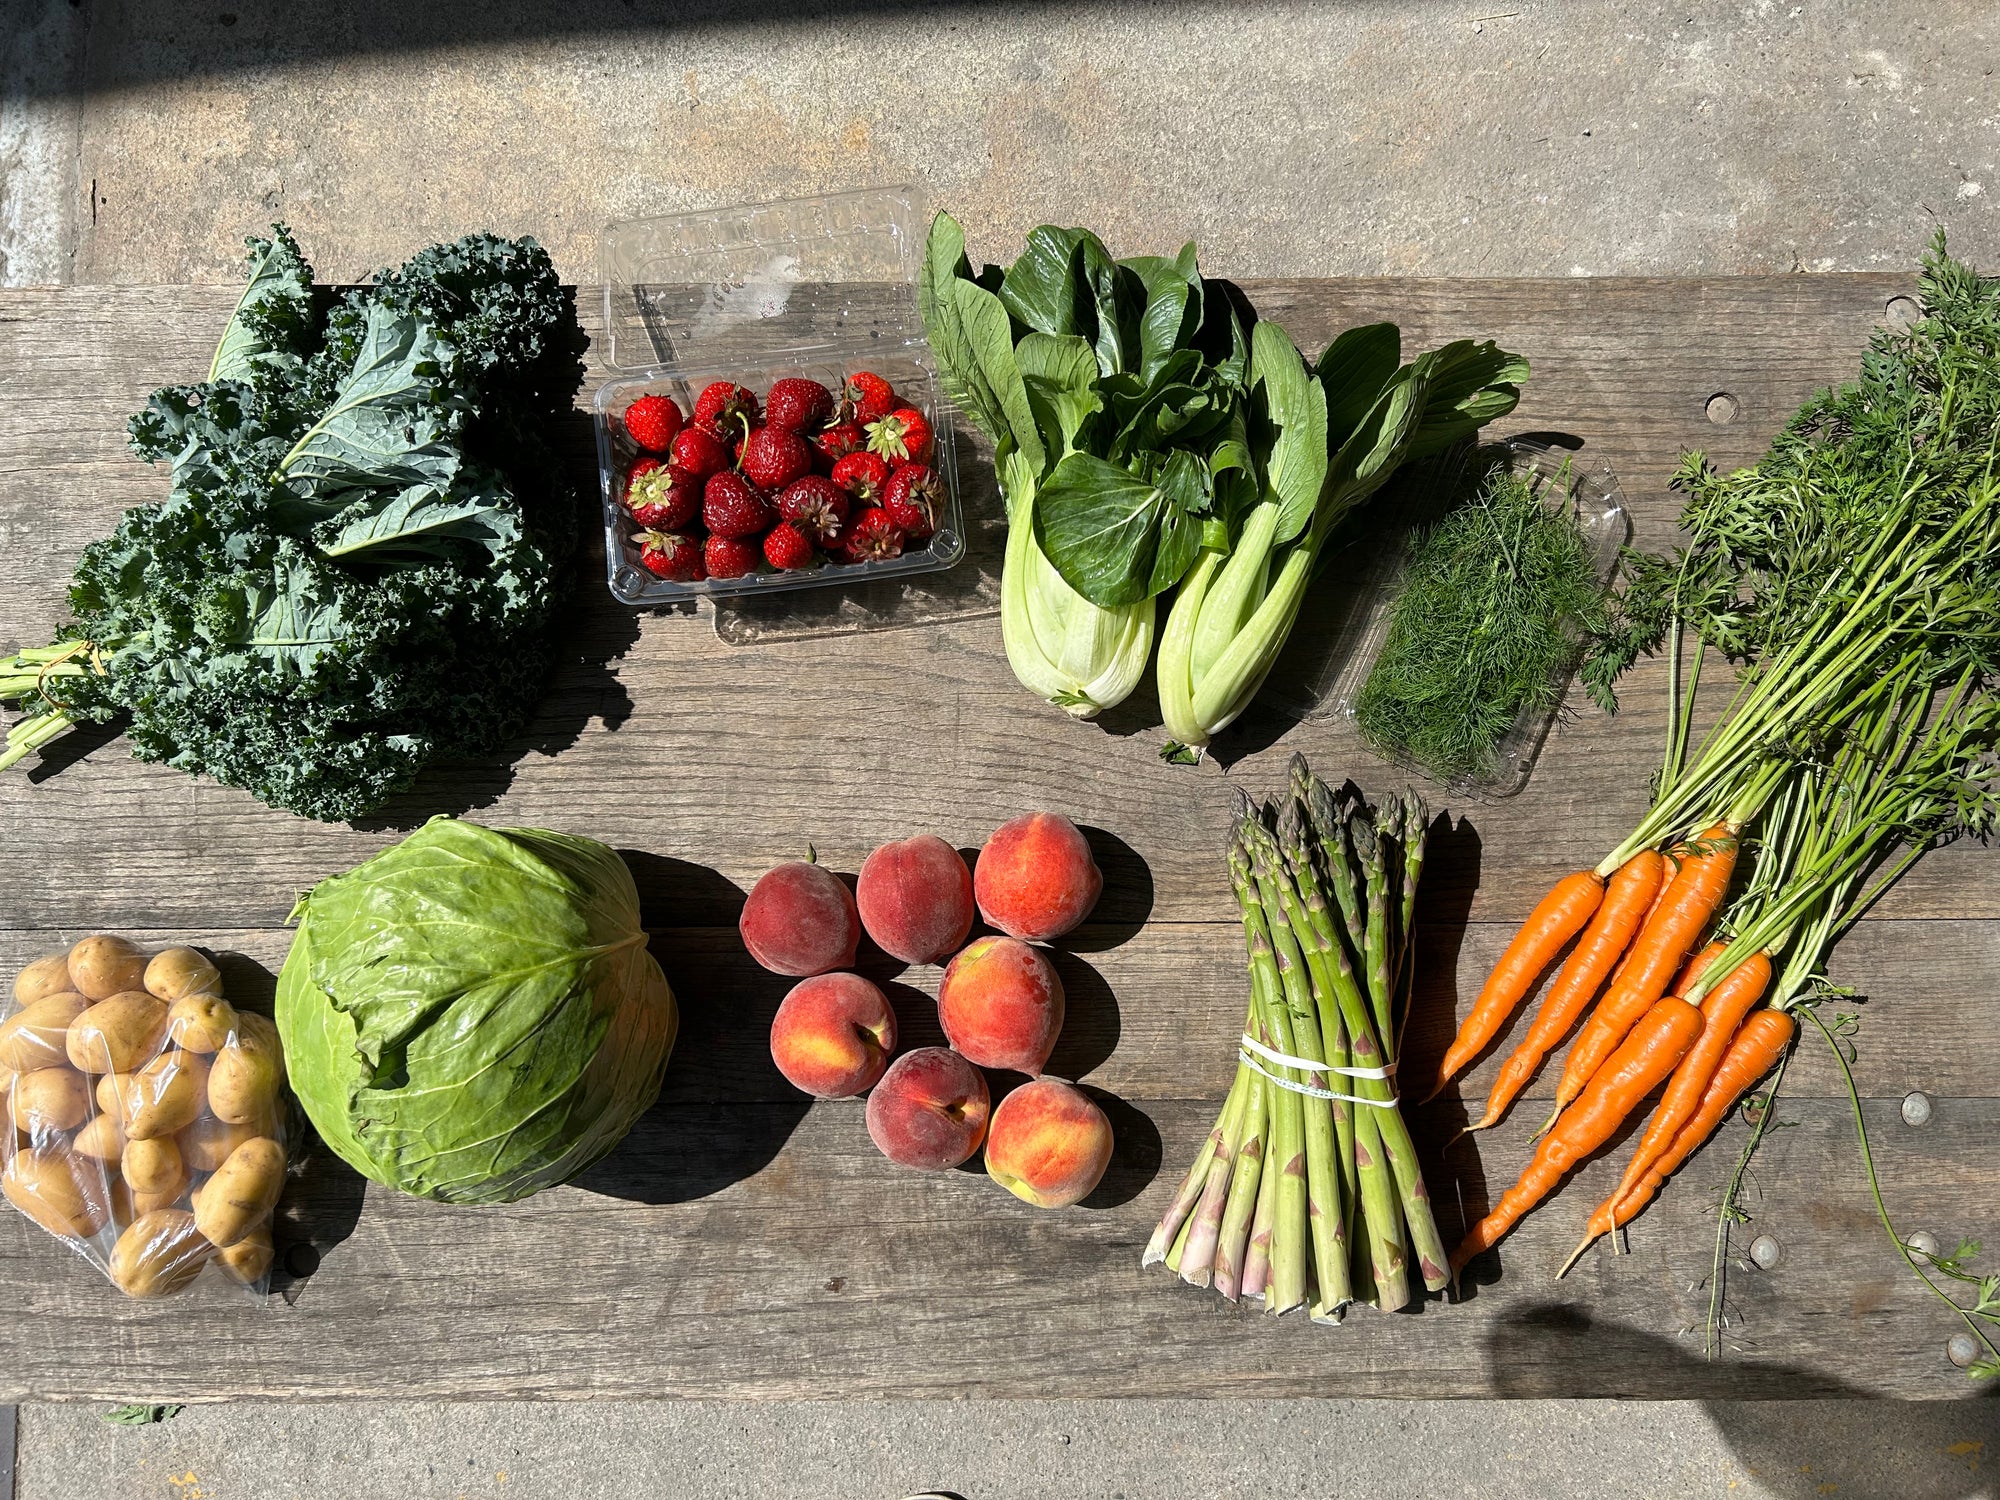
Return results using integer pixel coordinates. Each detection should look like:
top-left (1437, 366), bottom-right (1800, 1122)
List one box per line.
top-left (1354, 457), bottom-right (1611, 786)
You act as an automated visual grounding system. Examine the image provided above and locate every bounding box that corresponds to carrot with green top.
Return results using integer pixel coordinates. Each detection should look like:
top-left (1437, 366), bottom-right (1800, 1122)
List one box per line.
top-left (1452, 995), bottom-right (1703, 1275)
top-left (1459, 849), bottom-right (1665, 1128)
top-left (1425, 870), bottom-right (1604, 1101)
top-left (1559, 1005), bottom-right (1795, 1274)
top-left (1547, 825), bottom-right (1737, 1116)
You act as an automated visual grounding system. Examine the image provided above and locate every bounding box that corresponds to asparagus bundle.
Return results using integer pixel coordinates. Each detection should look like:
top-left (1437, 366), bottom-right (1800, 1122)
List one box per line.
top-left (1144, 755), bottom-right (1448, 1317)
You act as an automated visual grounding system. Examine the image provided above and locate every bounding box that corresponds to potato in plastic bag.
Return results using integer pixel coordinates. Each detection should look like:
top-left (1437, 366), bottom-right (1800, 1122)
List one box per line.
top-left (0, 938), bottom-right (293, 1299)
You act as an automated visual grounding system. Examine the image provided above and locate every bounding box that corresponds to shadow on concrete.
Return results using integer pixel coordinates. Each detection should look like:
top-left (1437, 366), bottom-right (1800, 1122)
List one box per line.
top-left (1484, 1304), bottom-right (1999, 1498)
top-left (14, 0), bottom-right (1078, 99)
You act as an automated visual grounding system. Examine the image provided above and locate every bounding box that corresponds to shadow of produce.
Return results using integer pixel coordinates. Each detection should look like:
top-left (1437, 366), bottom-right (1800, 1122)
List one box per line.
top-left (617, 849), bottom-right (749, 929)
top-left (20, 715), bottom-right (123, 781)
top-left (1396, 809), bottom-right (1484, 1091)
top-left (1042, 950), bottom-right (1120, 1084)
top-left (1078, 1087), bottom-right (1161, 1208)
top-left (270, 1129), bottom-right (369, 1307)
top-left (1065, 826), bottom-right (1154, 944)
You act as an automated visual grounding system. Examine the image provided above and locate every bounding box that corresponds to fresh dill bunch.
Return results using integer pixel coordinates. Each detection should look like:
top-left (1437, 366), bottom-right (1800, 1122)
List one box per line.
top-left (1355, 459), bottom-right (1609, 784)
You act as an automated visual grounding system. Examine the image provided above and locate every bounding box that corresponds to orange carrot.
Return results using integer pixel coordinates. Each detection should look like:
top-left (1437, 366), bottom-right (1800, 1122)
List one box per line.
top-left (1549, 825), bottom-right (1738, 1113)
top-left (1559, 1006), bottom-right (1796, 1272)
top-left (1668, 938), bottom-right (1728, 1001)
top-left (1462, 850), bottom-right (1665, 1129)
top-left (1424, 871), bottom-right (1605, 1102)
top-left (1615, 952), bottom-right (1772, 1197)
top-left (1451, 995), bottom-right (1703, 1274)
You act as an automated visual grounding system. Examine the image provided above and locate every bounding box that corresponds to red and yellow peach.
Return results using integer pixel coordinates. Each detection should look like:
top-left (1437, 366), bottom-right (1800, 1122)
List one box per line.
top-left (856, 834), bottom-right (974, 965)
top-left (864, 1047), bottom-right (990, 1170)
top-left (740, 860), bottom-right (861, 977)
top-left (937, 936), bottom-right (1064, 1076)
top-left (769, 973), bottom-right (897, 1099)
top-left (983, 1078), bottom-right (1114, 1208)
top-left (974, 812), bottom-right (1102, 942)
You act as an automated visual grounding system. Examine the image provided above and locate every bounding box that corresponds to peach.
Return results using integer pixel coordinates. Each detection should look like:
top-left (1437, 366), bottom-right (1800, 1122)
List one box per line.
top-left (936, 936), bottom-right (1065, 1076)
top-left (769, 973), bottom-right (898, 1099)
top-left (739, 860), bottom-right (862, 977)
top-left (983, 1078), bottom-right (1114, 1208)
top-left (865, 1046), bottom-right (990, 1170)
top-left (856, 834), bottom-right (974, 965)
top-left (974, 812), bottom-right (1103, 941)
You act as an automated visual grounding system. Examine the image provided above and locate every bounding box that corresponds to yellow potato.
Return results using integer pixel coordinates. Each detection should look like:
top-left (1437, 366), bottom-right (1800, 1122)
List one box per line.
top-left (9, 1066), bottom-right (90, 1136)
top-left (66, 991), bottom-right (170, 1075)
top-left (208, 1012), bottom-right (285, 1125)
top-left (192, 1135), bottom-right (285, 1249)
top-left (73, 1110), bottom-right (129, 1162)
top-left (122, 1050), bottom-right (209, 1141)
top-left (66, 936), bottom-right (148, 1002)
top-left (95, 1071), bottom-right (131, 1122)
top-left (122, 1135), bottom-right (184, 1196)
top-left (3, 1147), bottom-right (112, 1238)
top-left (143, 947), bottom-right (222, 1004)
top-left (165, 993), bottom-right (238, 1055)
top-left (0, 992), bottom-right (90, 1072)
top-left (109, 1209), bottom-right (212, 1298)
top-left (216, 1225), bottom-right (274, 1285)
top-left (134, 1180), bottom-right (186, 1218)
top-left (12, 954), bottom-right (73, 1006)
top-left (179, 1109), bottom-right (274, 1173)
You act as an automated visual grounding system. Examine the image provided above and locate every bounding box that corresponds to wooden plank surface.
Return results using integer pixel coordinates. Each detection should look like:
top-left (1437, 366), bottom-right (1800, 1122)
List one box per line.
top-left (0, 278), bottom-right (1992, 1401)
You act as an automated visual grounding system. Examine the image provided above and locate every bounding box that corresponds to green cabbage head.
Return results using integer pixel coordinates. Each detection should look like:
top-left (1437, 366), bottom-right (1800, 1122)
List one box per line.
top-left (276, 816), bottom-right (678, 1204)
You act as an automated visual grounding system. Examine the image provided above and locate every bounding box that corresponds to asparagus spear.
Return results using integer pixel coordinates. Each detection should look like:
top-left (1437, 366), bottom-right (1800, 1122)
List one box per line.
top-left (1178, 1072), bottom-right (1250, 1287)
top-left (1213, 1053), bottom-right (1268, 1302)
top-left (1304, 772), bottom-right (1367, 965)
top-left (1350, 809), bottom-right (1396, 1048)
top-left (1393, 790), bottom-right (1429, 1056)
top-left (1242, 817), bottom-right (1354, 1315)
top-left (1232, 832), bottom-right (1311, 1313)
top-left (1241, 1119), bottom-right (1280, 1304)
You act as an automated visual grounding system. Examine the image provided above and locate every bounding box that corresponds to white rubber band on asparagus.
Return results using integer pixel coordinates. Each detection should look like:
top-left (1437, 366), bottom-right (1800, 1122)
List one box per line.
top-left (1237, 1034), bottom-right (1401, 1107)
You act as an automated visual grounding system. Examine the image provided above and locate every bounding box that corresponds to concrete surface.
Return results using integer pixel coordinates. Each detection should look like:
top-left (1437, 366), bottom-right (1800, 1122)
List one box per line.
top-left (4, 0), bottom-right (2000, 1495)
top-left (1, 0), bottom-right (1995, 287)
top-left (12, 1398), bottom-right (2000, 1500)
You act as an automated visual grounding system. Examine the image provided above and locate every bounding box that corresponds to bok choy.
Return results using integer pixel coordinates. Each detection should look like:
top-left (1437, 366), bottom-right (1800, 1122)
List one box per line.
top-left (920, 213), bottom-right (1251, 716)
top-left (1158, 328), bottom-right (1530, 759)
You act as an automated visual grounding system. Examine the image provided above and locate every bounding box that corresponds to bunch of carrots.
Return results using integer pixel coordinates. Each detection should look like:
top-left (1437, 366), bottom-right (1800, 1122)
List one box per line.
top-left (1430, 238), bottom-right (2000, 1300)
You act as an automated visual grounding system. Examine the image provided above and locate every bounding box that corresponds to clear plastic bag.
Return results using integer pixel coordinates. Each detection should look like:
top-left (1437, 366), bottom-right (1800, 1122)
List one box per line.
top-left (0, 938), bottom-right (290, 1298)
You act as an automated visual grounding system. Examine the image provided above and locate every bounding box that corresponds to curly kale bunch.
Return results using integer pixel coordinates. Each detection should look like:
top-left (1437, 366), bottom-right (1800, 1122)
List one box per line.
top-left (0, 225), bottom-right (588, 821)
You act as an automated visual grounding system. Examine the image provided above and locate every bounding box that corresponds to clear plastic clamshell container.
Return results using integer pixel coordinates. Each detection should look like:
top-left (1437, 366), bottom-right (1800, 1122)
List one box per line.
top-left (595, 186), bottom-right (974, 627)
top-left (1267, 438), bottom-right (1629, 801)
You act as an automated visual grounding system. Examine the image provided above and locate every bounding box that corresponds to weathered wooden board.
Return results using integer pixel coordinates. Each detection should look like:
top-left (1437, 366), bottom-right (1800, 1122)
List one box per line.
top-left (0, 279), bottom-right (1993, 1401)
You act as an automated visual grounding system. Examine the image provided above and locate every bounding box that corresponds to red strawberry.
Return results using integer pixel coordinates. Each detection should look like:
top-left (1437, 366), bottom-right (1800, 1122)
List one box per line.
top-left (622, 394), bottom-right (684, 453)
top-left (626, 462), bottom-right (700, 531)
top-left (636, 529), bottom-right (705, 582)
top-left (778, 475), bottom-right (852, 548)
top-left (830, 450), bottom-right (890, 504)
top-left (867, 406), bottom-right (933, 465)
top-left (704, 533), bottom-right (761, 579)
top-left (839, 507), bottom-right (905, 563)
top-left (670, 426), bottom-right (730, 480)
top-left (703, 471), bottom-right (774, 539)
top-left (810, 420), bottom-right (866, 470)
top-left (694, 381), bottom-right (759, 440)
top-left (840, 371), bottom-right (897, 425)
top-left (765, 377), bottom-right (834, 434)
top-left (739, 425), bottom-right (811, 490)
top-left (763, 521), bottom-right (818, 571)
top-left (880, 463), bottom-right (942, 540)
